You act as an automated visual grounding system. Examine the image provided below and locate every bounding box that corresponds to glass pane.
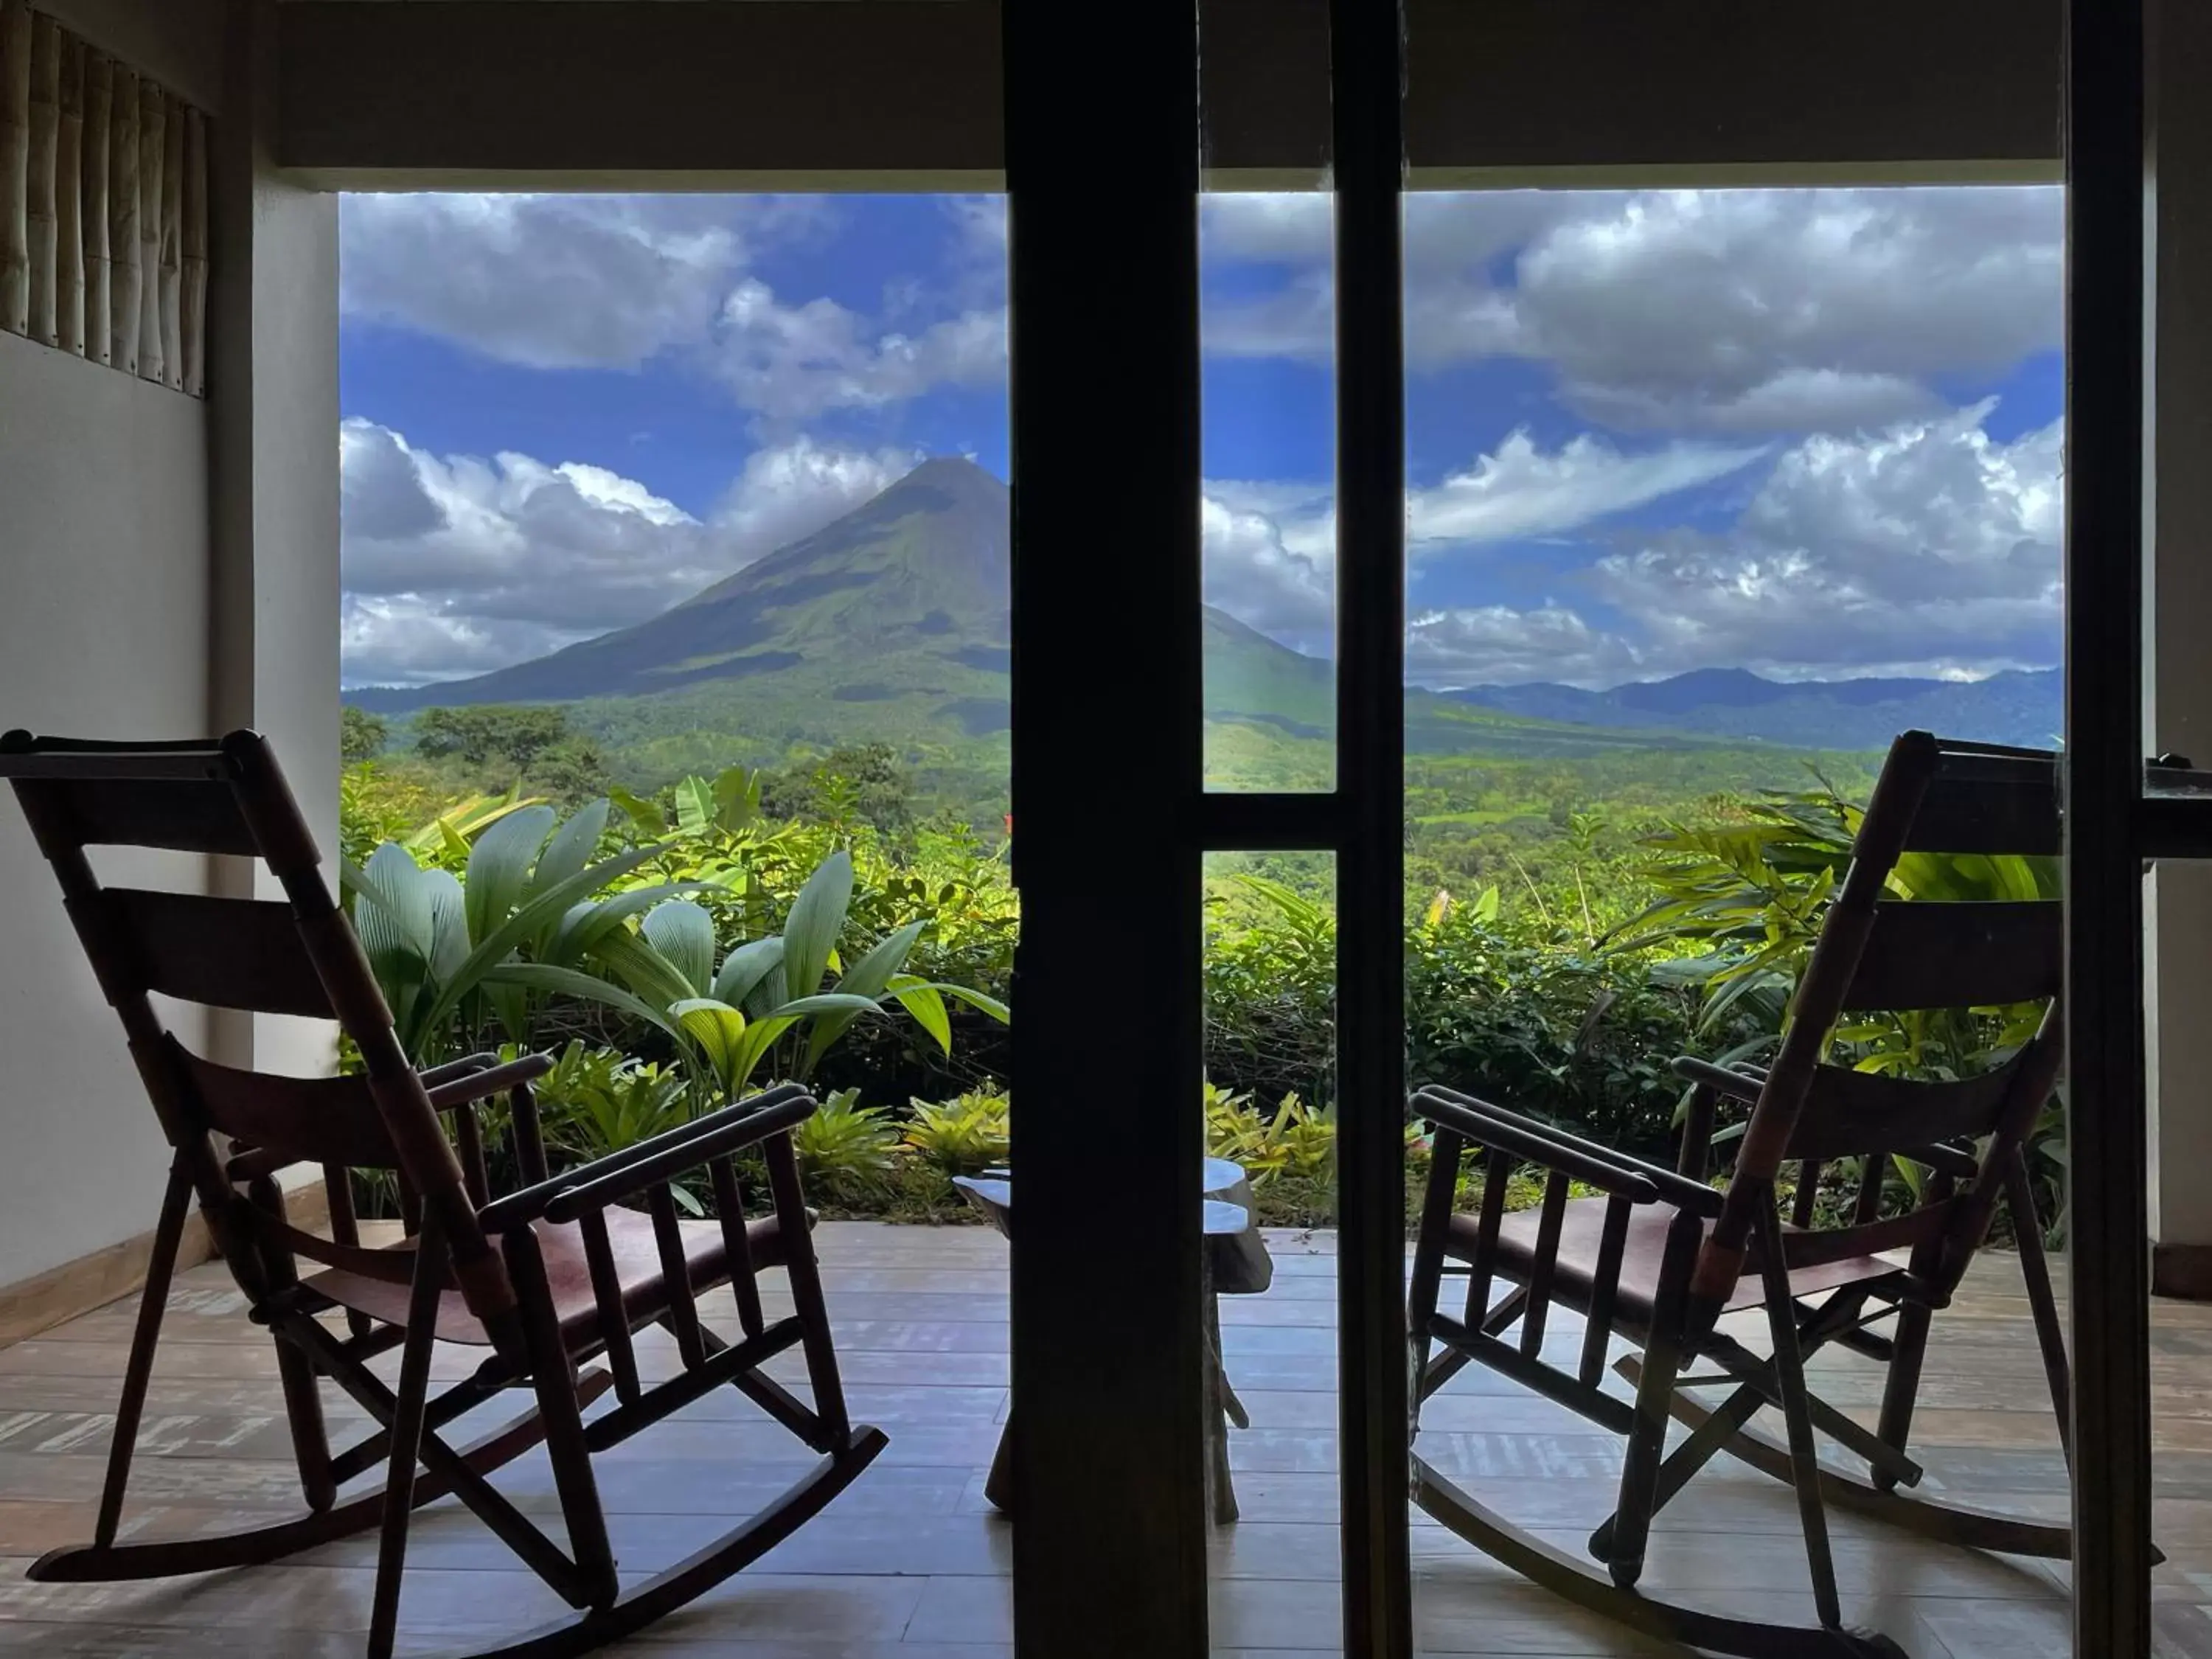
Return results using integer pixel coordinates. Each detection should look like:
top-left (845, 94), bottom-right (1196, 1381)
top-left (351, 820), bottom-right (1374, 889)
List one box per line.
top-left (1202, 192), bottom-right (1338, 791)
top-left (1203, 847), bottom-right (1342, 1649)
top-left (338, 189), bottom-right (1018, 1648)
top-left (1402, 184), bottom-right (2065, 1655)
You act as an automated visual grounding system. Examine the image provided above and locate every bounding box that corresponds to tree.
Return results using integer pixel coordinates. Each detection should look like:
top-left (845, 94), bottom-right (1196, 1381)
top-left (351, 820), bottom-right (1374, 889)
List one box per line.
top-left (341, 707), bottom-right (389, 765)
top-left (414, 705), bottom-right (571, 771)
top-left (763, 742), bottom-right (915, 834)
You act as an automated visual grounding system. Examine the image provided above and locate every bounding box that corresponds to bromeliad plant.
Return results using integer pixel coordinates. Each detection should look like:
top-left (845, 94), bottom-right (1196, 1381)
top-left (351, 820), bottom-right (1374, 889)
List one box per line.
top-left (601, 849), bottom-right (1010, 1112)
top-left (340, 799), bottom-right (698, 1066)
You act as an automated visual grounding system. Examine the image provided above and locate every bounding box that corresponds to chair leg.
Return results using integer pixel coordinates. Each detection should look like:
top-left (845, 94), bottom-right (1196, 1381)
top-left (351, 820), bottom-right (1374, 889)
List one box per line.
top-left (2006, 1149), bottom-right (2072, 1465)
top-left (1406, 1127), bottom-right (1463, 1427)
top-left (1601, 1209), bottom-right (1702, 1587)
top-left (1872, 1301), bottom-right (1931, 1493)
top-left (91, 1164), bottom-right (192, 1549)
top-left (1753, 1200), bottom-right (1843, 1632)
top-left (765, 1137), bottom-right (852, 1448)
top-left (249, 1173), bottom-right (336, 1513)
top-left (368, 1214), bottom-right (446, 1659)
top-left (504, 1226), bottom-right (619, 1608)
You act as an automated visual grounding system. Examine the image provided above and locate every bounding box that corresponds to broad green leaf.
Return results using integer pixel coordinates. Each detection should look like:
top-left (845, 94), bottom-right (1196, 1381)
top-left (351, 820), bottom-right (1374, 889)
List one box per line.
top-left (417, 839), bottom-right (672, 1043)
top-left (529, 800), bottom-right (612, 908)
top-left (422, 869), bottom-right (470, 988)
top-left (889, 978), bottom-right (952, 1053)
top-left (781, 850), bottom-right (854, 1001)
top-left (484, 962), bottom-right (681, 1043)
top-left (932, 983), bottom-right (1011, 1023)
top-left (712, 765), bottom-right (761, 832)
top-left (548, 881), bottom-right (711, 964)
top-left (671, 998), bottom-right (751, 1093)
top-left (641, 900), bottom-right (717, 998)
top-left (588, 926), bottom-right (701, 1013)
top-left (1471, 884), bottom-right (1501, 924)
top-left (675, 776), bottom-right (716, 837)
top-left (464, 804), bottom-right (556, 947)
top-left (608, 787), bottom-right (667, 839)
top-left (802, 922), bottom-right (925, 1072)
top-left (712, 936), bottom-right (786, 1006)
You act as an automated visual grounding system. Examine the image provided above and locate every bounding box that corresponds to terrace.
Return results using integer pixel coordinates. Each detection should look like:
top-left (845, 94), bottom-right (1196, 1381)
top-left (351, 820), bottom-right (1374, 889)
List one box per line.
top-left (0, 1225), bottom-right (2196, 1658)
top-left (0, 3), bottom-right (2208, 1657)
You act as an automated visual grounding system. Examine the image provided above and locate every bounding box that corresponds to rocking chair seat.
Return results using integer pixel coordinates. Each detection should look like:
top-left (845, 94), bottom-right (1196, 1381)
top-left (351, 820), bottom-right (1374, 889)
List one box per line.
top-left (1466, 1197), bottom-right (1905, 1329)
top-left (304, 1209), bottom-right (798, 1347)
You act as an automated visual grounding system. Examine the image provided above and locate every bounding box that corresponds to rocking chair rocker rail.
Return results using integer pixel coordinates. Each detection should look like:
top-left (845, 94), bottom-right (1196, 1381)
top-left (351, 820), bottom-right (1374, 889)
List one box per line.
top-left (1406, 730), bottom-right (2075, 1659)
top-left (0, 728), bottom-right (886, 1659)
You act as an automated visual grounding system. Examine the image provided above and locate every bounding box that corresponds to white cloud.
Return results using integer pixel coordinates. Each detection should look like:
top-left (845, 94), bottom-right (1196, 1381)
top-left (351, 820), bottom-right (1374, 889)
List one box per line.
top-left (339, 195), bottom-right (815, 371)
top-left (1203, 187), bottom-right (2063, 435)
top-left (1406, 431), bottom-right (1765, 551)
top-left (340, 193), bottom-right (1004, 423)
top-left (339, 419), bottom-right (917, 686)
top-left (1407, 605), bottom-right (1645, 688)
top-left (709, 436), bottom-right (922, 552)
top-left (1401, 403), bottom-right (2063, 686)
top-left (709, 279), bottom-right (1006, 424)
top-left (1198, 431), bottom-right (1764, 652)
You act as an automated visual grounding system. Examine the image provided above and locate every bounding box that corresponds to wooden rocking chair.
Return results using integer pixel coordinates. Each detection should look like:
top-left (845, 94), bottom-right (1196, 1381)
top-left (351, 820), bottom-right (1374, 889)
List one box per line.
top-left (0, 730), bottom-right (886, 1659)
top-left (1407, 731), bottom-right (2076, 1659)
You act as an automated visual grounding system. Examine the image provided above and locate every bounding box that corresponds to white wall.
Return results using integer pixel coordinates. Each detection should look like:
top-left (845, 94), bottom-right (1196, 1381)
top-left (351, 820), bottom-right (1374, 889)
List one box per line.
top-left (0, 0), bottom-right (338, 1290)
top-left (0, 330), bottom-right (215, 1283)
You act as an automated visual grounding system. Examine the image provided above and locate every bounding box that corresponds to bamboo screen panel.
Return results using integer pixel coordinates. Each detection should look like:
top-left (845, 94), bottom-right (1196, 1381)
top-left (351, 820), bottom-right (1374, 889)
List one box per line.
top-left (0, 0), bottom-right (207, 396)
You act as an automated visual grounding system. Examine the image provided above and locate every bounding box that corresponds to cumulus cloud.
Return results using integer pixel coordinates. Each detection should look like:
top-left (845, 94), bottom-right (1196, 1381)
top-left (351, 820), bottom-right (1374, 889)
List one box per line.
top-left (341, 193), bottom-right (1005, 423)
top-left (709, 279), bottom-right (1006, 425)
top-left (1198, 431), bottom-right (1765, 652)
top-left (339, 195), bottom-right (809, 371)
top-left (1204, 187), bottom-right (2062, 435)
top-left (339, 419), bottom-right (917, 686)
top-left (1402, 403), bottom-right (2063, 686)
top-left (1406, 431), bottom-right (1764, 550)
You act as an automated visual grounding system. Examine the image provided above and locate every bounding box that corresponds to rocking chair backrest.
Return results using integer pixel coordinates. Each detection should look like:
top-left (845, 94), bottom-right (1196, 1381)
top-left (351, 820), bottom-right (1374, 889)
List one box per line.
top-left (1688, 731), bottom-right (2064, 1315)
top-left (0, 729), bottom-right (517, 1332)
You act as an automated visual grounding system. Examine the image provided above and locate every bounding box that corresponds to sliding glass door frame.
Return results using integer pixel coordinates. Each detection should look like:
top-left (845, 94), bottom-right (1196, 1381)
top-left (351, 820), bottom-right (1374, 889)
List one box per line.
top-left (1004, 4), bottom-right (1415, 1656)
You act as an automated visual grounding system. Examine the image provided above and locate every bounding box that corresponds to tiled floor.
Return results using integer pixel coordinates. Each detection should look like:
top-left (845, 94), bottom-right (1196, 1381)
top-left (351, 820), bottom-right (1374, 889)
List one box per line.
top-left (0, 1222), bottom-right (2201, 1655)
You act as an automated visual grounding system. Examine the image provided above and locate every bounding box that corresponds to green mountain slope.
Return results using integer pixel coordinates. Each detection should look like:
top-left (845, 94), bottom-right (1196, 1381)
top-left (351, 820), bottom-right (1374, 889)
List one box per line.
top-left (348, 458), bottom-right (1871, 801)
top-left (353, 458), bottom-right (1371, 754)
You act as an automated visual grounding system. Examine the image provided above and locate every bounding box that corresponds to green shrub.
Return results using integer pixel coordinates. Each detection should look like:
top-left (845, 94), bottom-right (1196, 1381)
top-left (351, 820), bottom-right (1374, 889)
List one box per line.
top-left (531, 1040), bottom-right (691, 1166)
top-left (902, 1090), bottom-right (1011, 1175)
top-left (793, 1088), bottom-right (902, 1198)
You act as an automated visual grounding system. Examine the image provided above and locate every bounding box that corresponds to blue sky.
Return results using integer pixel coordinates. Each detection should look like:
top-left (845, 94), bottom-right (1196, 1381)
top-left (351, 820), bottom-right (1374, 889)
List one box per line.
top-left (338, 187), bottom-right (2063, 688)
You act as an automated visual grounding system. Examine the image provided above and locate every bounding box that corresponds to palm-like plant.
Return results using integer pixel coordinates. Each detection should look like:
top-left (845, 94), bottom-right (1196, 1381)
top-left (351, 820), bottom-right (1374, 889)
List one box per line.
top-left (341, 799), bottom-right (697, 1065)
top-left (602, 849), bottom-right (1009, 1107)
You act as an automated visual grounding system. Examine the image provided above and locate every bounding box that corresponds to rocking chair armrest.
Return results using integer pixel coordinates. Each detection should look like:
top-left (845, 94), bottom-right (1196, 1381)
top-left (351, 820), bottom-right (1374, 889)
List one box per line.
top-left (538, 1093), bottom-right (819, 1225)
top-left (1670, 1056), bottom-right (1767, 1104)
top-left (1415, 1087), bottom-right (1728, 1218)
top-left (418, 1051), bottom-right (506, 1088)
top-left (1905, 1138), bottom-right (1982, 1180)
top-left (477, 1083), bottom-right (815, 1231)
top-left (1414, 1088), bottom-right (1661, 1206)
top-left (423, 1053), bottom-right (555, 1109)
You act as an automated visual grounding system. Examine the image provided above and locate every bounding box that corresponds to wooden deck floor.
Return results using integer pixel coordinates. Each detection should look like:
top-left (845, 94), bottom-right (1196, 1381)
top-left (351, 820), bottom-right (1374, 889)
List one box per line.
top-left (0, 1222), bottom-right (2202, 1657)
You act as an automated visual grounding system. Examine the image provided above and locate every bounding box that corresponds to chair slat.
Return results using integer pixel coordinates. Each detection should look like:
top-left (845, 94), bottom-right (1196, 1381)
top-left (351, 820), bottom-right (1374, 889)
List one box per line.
top-left (170, 1041), bottom-right (397, 1169)
top-left (21, 775), bottom-right (259, 855)
top-left (1842, 900), bottom-right (2059, 1012)
top-left (1782, 1060), bottom-right (2024, 1164)
top-left (1903, 759), bottom-right (2059, 856)
top-left (97, 888), bottom-right (333, 1017)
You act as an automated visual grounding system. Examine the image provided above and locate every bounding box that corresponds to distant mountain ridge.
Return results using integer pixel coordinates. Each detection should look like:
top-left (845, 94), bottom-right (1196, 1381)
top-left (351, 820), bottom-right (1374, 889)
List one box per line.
top-left (1447, 665), bottom-right (2062, 751)
top-left (349, 458), bottom-right (1337, 741)
top-left (349, 456), bottom-right (2059, 759)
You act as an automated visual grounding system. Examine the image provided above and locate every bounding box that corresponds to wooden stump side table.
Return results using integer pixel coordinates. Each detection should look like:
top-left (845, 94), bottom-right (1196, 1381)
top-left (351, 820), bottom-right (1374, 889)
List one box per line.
top-left (954, 1158), bottom-right (1275, 1525)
